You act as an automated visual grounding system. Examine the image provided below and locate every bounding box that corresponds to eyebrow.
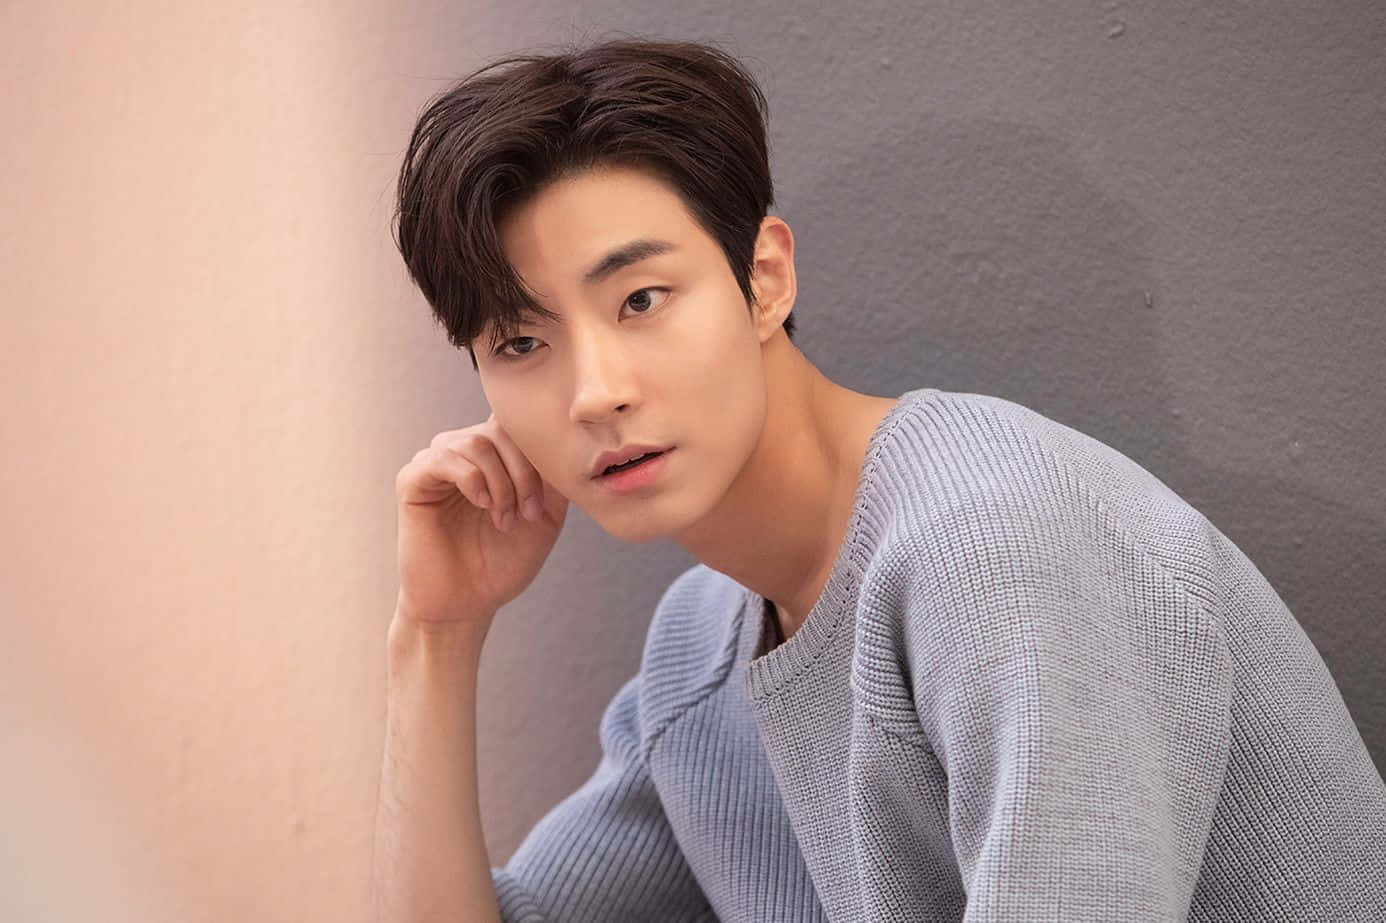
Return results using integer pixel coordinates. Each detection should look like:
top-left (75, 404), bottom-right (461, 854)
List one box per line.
top-left (582, 238), bottom-right (679, 286)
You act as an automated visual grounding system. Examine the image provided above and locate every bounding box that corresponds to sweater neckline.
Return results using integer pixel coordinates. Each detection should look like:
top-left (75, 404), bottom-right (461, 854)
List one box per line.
top-left (742, 387), bottom-right (937, 701)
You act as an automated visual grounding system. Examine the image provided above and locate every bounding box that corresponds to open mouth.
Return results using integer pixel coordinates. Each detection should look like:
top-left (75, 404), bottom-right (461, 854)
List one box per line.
top-left (602, 450), bottom-right (665, 476)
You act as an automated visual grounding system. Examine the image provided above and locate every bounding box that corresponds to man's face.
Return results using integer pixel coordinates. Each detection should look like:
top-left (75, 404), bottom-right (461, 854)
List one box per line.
top-left (477, 165), bottom-right (773, 542)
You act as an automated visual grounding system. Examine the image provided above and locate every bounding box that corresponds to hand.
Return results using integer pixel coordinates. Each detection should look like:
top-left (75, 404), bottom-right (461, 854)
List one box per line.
top-left (393, 413), bottom-right (568, 629)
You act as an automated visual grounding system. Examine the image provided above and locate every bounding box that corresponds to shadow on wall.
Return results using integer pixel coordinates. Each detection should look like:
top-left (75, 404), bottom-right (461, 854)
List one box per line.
top-left (788, 114), bottom-right (1386, 767)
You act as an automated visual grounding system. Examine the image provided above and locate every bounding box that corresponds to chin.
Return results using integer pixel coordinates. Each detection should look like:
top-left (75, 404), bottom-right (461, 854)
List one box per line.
top-left (598, 515), bottom-right (669, 544)
top-left (589, 494), bottom-right (698, 543)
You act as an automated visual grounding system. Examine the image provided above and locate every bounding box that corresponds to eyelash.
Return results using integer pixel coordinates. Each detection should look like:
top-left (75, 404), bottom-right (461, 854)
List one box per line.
top-left (491, 287), bottom-right (672, 360)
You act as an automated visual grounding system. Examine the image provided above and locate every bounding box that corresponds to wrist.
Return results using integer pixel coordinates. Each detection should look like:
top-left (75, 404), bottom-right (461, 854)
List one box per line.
top-left (388, 607), bottom-right (492, 662)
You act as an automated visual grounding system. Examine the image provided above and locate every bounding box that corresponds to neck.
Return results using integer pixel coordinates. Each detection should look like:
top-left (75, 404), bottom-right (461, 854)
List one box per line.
top-left (671, 334), bottom-right (893, 642)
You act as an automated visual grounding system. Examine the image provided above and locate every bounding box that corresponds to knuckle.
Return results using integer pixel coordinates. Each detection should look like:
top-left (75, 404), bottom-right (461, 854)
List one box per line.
top-left (516, 472), bottom-right (542, 501)
top-left (458, 431), bottom-right (490, 454)
top-left (429, 427), bottom-right (463, 449)
top-left (430, 424), bottom-right (487, 452)
top-left (425, 445), bottom-right (453, 468)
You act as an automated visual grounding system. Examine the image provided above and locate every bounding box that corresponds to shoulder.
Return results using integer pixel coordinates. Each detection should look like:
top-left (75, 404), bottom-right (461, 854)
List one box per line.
top-left (874, 389), bottom-right (1218, 578)
top-left (633, 564), bottom-right (747, 752)
top-left (854, 390), bottom-right (1235, 719)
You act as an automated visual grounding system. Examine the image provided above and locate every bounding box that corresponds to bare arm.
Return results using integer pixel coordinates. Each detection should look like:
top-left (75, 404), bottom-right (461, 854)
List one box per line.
top-left (373, 415), bottom-right (713, 919)
top-left (373, 412), bottom-right (566, 922)
top-left (371, 607), bottom-right (500, 923)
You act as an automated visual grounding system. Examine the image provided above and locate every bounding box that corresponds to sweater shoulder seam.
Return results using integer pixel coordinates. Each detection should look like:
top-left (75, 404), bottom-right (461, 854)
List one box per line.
top-left (640, 574), bottom-right (748, 759)
top-left (919, 393), bottom-right (1234, 632)
top-left (863, 395), bottom-right (1234, 740)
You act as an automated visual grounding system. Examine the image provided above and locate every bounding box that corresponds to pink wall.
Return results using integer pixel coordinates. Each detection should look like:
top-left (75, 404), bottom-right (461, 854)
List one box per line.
top-left (1, 4), bottom-right (475, 919)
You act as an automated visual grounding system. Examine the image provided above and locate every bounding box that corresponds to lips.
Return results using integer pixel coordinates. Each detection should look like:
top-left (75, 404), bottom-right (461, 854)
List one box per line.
top-left (592, 447), bottom-right (673, 493)
top-left (590, 443), bottom-right (672, 479)
top-left (602, 451), bottom-right (661, 475)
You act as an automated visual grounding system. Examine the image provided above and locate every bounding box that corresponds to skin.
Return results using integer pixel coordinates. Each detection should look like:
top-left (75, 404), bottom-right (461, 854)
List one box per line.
top-left (476, 164), bottom-right (900, 643)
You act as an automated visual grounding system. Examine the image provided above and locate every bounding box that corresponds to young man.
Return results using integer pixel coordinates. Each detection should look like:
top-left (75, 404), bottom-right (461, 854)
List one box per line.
top-left (373, 37), bottom-right (1386, 923)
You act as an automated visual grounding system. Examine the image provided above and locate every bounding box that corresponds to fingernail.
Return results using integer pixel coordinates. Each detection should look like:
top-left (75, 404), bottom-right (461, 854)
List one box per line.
top-left (522, 496), bottom-right (542, 522)
top-left (477, 489), bottom-right (491, 509)
top-left (500, 510), bottom-right (514, 532)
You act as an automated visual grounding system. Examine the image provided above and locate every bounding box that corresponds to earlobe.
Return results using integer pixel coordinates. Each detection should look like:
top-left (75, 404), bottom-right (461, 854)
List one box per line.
top-left (751, 292), bottom-right (793, 344)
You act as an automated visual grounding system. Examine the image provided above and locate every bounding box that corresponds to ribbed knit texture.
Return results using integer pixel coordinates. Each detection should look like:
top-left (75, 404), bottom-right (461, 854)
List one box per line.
top-left (491, 387), bottom-right (1386, 921)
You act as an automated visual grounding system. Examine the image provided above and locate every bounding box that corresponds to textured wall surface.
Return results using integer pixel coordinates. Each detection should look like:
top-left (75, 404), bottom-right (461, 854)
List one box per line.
top-left (2, 1), bottom-right (1382, 920)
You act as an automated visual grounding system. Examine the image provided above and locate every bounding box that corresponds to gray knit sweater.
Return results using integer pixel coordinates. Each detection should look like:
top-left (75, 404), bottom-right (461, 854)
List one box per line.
top-left (490, 387), bottom-right (1386, 921)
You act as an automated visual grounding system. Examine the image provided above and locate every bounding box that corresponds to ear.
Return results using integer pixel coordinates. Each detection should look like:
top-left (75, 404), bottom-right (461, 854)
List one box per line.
top-left (748, 216), bottom-right (797, 344)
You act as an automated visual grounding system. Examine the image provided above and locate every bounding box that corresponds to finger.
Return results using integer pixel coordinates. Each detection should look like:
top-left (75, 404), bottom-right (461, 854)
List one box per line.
top-left (441, 434), bottom-right (517, 531)
top-left (431, 446), bottom-right (492, 510)
top-left (484, 421), bottom-right (546, 522)
top-left (400, 445), bottom-right (489, 511)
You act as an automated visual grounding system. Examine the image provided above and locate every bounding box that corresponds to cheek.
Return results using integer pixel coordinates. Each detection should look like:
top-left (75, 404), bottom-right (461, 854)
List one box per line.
top-left (677, 314), bottom-right (764, 400)
top-left (510, 436), bottom-right (580, 503)
top-left (661, 297), bottom-right (760, 383)
top-left (510, 428), bottom-right (562, 482)
top-left (664, 299), bottom-right (766, 435)
top-left (488, 404), bottom-right (561, 482)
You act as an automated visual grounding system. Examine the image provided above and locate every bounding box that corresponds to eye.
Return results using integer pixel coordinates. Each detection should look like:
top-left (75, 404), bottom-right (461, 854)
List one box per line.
top-left (492, 335), bottom-right (540, 360)
top-left (623, 286), bottom-right (671, 316)
top-left (491, 288), bottom-right (671, 361)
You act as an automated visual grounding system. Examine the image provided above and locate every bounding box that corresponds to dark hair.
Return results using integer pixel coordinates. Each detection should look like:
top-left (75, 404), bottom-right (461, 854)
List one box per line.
top-left (391, 35), bottom-right (795, 371)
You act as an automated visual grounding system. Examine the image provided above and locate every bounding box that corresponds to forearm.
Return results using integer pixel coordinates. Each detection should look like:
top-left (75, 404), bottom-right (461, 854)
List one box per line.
top-left (372, 610), bottom-right (501, 923)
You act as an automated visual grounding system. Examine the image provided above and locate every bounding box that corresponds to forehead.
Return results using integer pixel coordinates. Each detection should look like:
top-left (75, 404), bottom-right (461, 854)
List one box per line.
top-left (497, 165), bottom-right (704, 280)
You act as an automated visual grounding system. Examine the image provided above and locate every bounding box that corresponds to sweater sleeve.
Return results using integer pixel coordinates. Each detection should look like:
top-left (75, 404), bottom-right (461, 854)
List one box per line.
top-left (903, 486), bottom-right (1236, 921)
top-left (488, 673), bottom-right (717, 923)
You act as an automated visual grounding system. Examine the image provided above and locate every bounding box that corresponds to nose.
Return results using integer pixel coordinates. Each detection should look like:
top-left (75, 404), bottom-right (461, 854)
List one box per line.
top-left (567, 326), bottom-right (639, 424)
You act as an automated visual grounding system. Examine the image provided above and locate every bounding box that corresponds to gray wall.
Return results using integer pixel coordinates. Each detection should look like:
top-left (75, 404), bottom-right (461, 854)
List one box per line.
top-left (405, 3), bottom-right (1386, 863)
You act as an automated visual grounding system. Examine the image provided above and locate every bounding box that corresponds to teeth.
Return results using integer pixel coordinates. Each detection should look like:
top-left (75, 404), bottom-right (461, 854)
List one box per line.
top-left (605, 452), bottom-right (654, 474)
